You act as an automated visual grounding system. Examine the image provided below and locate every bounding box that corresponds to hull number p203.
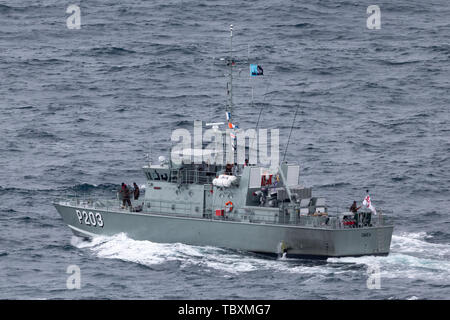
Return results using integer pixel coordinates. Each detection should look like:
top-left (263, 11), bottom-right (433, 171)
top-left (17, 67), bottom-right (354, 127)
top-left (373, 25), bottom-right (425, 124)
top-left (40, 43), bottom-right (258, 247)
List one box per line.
top-left (75, 210), bottom-right (104, 227)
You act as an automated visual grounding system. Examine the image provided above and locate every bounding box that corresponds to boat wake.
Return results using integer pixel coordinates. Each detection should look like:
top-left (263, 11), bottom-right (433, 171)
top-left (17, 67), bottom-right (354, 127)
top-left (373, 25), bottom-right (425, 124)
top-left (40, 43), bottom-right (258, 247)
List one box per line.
top-left (70, 232), bottom-right (449, 285)
top-left (328, 232), bottom-right (450, 282)
top-left (70, 233), bottom-right (329, 275)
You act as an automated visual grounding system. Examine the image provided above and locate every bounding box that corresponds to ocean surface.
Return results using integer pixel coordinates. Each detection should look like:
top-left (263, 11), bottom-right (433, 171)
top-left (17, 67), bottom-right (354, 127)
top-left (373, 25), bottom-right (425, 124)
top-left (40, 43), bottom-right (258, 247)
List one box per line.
top-left (0, 0), bottom-right (449, 299)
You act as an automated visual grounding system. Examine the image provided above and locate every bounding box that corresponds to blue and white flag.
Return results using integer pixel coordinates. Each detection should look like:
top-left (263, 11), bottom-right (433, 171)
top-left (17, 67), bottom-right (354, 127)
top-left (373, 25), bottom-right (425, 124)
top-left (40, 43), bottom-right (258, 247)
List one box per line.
top-left (250, 64), bottom-right (263, 76)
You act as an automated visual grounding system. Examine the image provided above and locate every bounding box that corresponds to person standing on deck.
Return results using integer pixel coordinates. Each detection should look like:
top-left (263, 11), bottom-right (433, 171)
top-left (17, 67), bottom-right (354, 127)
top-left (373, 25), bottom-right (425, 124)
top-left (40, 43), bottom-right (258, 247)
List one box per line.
top-left (350, 201), bottom-right (361, 227)
top-left (133, 182), bottom-right (140, 200)
top-left (121, 183), bottom-right (131, 208)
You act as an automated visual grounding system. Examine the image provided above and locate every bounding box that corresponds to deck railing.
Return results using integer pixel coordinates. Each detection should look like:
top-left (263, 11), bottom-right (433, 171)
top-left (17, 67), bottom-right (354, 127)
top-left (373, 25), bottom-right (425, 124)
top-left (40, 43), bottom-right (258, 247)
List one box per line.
top-left (56, 196), bottom-right (389, 230)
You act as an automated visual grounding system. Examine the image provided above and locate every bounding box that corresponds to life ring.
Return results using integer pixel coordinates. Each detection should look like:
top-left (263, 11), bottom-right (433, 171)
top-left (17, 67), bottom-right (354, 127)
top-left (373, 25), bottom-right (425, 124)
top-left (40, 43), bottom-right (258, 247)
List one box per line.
top-left (225, 201), bottom-right (233, 213)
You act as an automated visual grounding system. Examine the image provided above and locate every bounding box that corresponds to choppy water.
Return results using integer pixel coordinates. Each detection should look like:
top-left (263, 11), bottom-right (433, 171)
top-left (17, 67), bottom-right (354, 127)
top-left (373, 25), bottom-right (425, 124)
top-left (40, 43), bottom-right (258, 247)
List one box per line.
top-left (0, 0), bottom-right (449, 299)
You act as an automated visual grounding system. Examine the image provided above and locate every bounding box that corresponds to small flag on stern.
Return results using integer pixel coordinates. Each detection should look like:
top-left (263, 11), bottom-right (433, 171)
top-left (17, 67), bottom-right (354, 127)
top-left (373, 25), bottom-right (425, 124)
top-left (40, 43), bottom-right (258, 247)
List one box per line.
top-left (362, 193), bottom-right (377, 215)
top-left (250, 64), bottom-right (263, 76)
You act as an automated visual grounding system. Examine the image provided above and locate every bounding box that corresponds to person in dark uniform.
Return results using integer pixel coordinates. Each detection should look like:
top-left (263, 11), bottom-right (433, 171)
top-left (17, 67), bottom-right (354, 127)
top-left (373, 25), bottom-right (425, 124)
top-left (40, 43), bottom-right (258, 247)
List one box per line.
top-left (350, 201), bottom-right (360, 227)
top-left (225, 163), bottom-right (233, 175)
top-left (133, 182), bottom-right (140, 200)
top-left (121, 183), bottom-right (131, 208)
top-left (118, 182), bottom-right (125, 203)
top-left (350, 201), bottom-right (360, 213)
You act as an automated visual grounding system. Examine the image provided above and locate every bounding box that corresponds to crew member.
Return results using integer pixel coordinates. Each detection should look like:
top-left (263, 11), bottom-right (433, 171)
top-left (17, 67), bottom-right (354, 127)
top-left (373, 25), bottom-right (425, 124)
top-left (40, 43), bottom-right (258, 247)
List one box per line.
top-left (350, 201), bottom-right (360, 227)
top-left (225, 163), bottom-right (233, 175)
top-left (118, 183), bottom-right (125, 202)
top-left (350, 201), bottom-right (360, 213)
top-left (133, 182), bottom-right (140, 200)
top-left (121, 183), bottom-right (131, 208)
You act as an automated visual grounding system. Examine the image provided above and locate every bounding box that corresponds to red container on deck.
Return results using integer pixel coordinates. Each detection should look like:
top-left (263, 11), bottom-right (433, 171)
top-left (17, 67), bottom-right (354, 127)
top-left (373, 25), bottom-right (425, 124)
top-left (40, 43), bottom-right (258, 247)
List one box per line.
top-left (215, 209), bottom-right (224, 216)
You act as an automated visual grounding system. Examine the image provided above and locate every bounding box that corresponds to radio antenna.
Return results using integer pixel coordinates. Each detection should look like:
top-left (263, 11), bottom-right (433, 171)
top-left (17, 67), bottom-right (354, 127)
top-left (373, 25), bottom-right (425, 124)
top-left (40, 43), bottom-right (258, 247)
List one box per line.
top-left (254, 81), bottom-right (271, 132)
top-left (282, 105), bottom-right (299, 162)
top-left (249, 82), bottom-right (271, 154)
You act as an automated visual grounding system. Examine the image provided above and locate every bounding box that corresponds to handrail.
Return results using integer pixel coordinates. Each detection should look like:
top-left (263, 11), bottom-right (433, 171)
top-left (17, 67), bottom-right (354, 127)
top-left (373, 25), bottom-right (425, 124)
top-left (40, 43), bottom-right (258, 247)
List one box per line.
top-left (175, 169), bottom-right (218, 185)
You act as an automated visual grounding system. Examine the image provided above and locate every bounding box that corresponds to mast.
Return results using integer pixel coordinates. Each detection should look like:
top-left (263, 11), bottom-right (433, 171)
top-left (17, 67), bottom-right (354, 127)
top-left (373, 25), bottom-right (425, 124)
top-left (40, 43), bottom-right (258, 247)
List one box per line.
top-left (227, 24), bottom-right (233, 121)
top-left (224, 24), bottom-right (239, 163)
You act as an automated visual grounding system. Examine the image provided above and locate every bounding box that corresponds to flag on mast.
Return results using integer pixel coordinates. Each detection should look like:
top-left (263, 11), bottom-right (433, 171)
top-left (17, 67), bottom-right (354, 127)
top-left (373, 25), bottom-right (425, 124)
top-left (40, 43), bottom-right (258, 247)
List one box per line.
top-left (250, 64), bottom-right (263, 76)
top-left (226, 112), bottom-right (237, 129)
top-left (225, 112), bottom-right (238, 150)
top-left (362, 192), bottom-right (377, 215)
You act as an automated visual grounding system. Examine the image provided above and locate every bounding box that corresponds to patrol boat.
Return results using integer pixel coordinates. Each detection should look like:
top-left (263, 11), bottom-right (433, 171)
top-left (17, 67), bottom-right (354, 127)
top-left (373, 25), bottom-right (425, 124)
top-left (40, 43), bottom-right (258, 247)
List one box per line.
top-left (54, 26), bottom-right (393, 258)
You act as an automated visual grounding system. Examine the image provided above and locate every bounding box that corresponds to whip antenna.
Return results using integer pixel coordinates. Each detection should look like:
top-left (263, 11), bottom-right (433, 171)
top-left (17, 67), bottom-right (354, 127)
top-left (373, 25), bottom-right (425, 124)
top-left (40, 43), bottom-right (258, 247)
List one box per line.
top-left (282, 105), bottom-right (299, 162)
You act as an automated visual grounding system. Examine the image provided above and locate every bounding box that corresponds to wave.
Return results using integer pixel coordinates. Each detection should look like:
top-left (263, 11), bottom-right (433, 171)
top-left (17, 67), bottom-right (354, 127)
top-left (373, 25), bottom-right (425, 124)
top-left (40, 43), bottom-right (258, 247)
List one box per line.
top-left (379, 59), bottom-right (423, 66)
top-left (0, 183), bottom-right (118, 195)
top-left (70, 183), bottom-right (118, 192)
top-left (22, 58), bottom-right (67, 66)
top-left (89, 47), bottom-right (137, 56)
top-left (317, 182), bottom-right (351, 189)
top-left (0, 4), bottom-right (26, 13)
top-left (16, 128), bottom-right (61, 141)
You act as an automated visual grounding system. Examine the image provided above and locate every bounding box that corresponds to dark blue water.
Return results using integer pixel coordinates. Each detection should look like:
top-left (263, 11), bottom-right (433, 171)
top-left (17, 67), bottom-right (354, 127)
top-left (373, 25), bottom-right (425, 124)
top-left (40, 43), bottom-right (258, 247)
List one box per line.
top-left (0, 0), bottom-right (449, 299)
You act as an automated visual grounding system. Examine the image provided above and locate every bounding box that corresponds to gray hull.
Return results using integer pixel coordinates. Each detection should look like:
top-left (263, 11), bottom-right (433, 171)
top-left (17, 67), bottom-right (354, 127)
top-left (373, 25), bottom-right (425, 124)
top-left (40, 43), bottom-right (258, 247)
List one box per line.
top-left (55, 203), bottom-right (393, 258)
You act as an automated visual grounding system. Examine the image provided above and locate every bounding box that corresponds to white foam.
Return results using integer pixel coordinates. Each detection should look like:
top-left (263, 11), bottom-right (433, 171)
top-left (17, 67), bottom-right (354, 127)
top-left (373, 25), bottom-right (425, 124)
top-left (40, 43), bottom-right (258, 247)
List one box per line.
top-left (70, 236), bottom-right (84, 247)
top-left (70, 233), bottom-right (330, 275)
top-left (391, 232), bottom-right (450, 259)
top-left (328, 232), bottom-right (450, 282)
top-left (70, 231), bottom-right (450, 281)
